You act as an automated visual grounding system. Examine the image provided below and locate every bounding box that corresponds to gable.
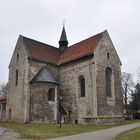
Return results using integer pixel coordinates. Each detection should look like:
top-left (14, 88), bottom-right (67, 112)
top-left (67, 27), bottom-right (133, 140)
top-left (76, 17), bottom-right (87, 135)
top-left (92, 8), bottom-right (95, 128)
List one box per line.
top-left (9, 35), bottom-right (28, 68)
top-left (103, 31), bottom-right (122, 65)
top-left (94, 30), bottom-right (122, 65)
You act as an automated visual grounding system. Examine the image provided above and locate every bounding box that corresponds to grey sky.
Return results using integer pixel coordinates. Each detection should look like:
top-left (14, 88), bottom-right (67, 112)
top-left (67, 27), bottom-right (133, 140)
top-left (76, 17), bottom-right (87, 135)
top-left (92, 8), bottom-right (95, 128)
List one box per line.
top-left (0, 0), bottom-right (140, 83)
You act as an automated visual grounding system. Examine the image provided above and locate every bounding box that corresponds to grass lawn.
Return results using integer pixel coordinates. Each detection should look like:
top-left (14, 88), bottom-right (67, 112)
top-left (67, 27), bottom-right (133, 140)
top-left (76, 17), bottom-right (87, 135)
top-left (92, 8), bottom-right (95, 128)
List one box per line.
top-left (115, 127), bottom-right (140, 140)
top-left (0, 121), bottom-right (136, 139)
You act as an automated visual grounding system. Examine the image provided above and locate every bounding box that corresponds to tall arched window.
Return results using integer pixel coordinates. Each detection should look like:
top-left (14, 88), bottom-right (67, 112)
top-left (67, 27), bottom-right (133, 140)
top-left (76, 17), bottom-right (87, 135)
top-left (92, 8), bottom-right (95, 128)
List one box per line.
top-left (78, 75), bottom-right (85, 97)
top-left (48, 88), bottom-right (55, 101)
top-left (105, 67), bottom-right (112, 97)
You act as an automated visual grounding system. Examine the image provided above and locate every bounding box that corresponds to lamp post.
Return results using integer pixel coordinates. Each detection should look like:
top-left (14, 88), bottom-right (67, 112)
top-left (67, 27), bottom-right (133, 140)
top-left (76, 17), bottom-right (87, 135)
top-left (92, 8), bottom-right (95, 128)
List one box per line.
top-left (59, 96), bottom-right (62, 128)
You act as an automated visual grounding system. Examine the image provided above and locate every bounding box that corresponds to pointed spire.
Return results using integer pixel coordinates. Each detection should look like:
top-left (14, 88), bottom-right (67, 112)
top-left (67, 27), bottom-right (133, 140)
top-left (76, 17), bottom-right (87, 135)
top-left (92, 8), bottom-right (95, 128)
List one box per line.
top-left (59, 24), bottom-right (68, 53)
top-left (59, 26), bottom-right (68, 43)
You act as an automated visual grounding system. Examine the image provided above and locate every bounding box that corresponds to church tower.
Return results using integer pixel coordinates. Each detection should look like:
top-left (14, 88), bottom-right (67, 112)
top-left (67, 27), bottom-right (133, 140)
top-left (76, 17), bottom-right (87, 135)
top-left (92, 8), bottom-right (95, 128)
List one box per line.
top-left (59, 26), bottom-right (68, 53)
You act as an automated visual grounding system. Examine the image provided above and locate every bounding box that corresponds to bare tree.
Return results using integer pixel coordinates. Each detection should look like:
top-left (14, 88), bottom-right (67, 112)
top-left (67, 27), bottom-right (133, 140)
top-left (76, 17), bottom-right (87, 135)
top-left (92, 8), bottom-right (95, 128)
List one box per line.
top-left (0, 83), bottom-right (7, 96)
top-left (122, 72), bottom-right (134, 116)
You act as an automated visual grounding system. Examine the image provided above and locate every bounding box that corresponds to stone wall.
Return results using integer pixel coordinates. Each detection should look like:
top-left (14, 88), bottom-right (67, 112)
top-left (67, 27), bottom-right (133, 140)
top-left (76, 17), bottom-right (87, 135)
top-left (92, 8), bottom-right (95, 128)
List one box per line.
top-left (28, 60), bottom-right (46, 81)
top-left (28, 61), bottom-right (59, 123)
top-left (59, 57), bottom-right (96, 124)
top-left (30, 83), bottom-right (58, 123)
top-left (0, 100), bottom-right (6, 121)
top-left (7, 36), bottom-right (29, 122)
top-left (94, 31), bottom-right (123, 116)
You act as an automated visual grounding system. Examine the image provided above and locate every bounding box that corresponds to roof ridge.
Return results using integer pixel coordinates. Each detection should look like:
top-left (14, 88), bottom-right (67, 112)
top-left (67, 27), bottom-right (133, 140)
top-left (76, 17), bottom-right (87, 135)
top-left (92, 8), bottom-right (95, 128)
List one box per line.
top-left (68, 31), bottom-right (103, 48)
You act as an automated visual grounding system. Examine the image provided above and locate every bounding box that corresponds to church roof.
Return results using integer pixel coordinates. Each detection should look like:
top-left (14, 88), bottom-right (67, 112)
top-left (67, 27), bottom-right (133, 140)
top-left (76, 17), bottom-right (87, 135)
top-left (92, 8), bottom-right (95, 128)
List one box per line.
top-left (23, 37), bottom-right (60, 65)
top-left (22, 31), bottom-right (104, 65)
top-left (30, 66), bottom-right (59, 84)
top-left (58, 32), bottom-right (103, 64)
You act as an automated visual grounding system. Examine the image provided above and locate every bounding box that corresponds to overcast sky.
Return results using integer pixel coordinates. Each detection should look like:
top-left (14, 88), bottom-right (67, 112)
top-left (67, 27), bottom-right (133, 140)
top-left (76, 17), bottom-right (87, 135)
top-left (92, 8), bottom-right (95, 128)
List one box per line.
top-left (0, 0), bottom-right (140, 83)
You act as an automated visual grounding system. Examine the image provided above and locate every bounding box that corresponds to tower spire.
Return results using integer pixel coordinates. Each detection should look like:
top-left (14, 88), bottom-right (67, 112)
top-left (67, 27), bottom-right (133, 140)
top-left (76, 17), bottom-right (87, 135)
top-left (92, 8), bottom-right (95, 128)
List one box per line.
top-left (59, 24), bottom-right (68, 53)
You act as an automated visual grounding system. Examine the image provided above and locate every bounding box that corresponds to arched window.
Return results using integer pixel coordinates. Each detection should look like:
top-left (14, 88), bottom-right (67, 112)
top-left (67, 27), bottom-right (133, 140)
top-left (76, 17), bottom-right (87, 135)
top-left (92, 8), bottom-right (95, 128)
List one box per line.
top-left (78, 75), bottom-right (85, 97)
top-left (48, 88), bottom-right (55, 101)
top-left (105, 67), bottom-right (112, 97)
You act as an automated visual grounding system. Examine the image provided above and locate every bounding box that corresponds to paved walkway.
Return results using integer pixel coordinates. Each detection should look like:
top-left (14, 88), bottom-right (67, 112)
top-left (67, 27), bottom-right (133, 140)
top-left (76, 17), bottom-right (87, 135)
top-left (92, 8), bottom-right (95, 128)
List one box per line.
top-left (48, 122), bottom-right (140, 140)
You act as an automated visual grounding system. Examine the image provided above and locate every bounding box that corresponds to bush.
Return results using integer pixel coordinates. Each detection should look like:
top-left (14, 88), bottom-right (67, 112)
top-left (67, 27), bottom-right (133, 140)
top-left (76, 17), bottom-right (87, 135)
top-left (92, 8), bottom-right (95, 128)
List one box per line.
top-left (133, 112), bottom-right (140, 119)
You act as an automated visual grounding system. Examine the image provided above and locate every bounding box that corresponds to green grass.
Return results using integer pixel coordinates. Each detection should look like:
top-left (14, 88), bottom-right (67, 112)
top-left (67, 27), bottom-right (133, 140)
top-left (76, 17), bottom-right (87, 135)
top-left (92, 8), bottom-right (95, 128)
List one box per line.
top-left (0, 120), bottom-right (136, 139)
top-left (115, 127), bottom-right (140, 140)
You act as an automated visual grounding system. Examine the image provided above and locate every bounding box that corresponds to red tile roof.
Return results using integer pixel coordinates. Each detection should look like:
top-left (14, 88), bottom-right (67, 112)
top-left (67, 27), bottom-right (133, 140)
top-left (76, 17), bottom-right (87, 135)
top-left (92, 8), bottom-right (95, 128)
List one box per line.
top-left (22, 31), bottom-right (103, 65)
top-left (23, 37), bottom-right (61, 65)
top-left (58, 32), bottom-right (103, 64)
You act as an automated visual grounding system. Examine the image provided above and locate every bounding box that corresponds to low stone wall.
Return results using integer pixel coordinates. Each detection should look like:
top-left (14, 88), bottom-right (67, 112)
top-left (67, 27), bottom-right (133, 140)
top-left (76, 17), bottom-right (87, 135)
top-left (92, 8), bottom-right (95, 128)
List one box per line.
top-left (83, 116), bottom-right (124, 125)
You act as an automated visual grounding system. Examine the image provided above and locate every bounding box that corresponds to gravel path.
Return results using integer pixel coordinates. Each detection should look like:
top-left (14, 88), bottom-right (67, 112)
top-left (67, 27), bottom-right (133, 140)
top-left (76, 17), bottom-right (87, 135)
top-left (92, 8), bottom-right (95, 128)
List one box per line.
top-left (48, 122), bottom-right (140, 140)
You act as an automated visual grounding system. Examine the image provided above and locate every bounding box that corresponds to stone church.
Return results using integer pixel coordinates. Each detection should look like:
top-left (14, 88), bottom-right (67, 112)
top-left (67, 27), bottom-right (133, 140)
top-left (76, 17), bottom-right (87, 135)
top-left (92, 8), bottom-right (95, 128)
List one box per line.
top-left (7, 27), bottom-right (123, 124)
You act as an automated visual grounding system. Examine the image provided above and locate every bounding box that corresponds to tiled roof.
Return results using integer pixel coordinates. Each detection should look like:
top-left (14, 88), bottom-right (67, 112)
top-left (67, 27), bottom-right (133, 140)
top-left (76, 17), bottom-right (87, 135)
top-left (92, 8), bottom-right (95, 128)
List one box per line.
top-left (58, 32), bottom-right (103, 64)
top-left (23, 37), bottom-right (61, 65)
top-left (22, 31), bottom-right (103, 65)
